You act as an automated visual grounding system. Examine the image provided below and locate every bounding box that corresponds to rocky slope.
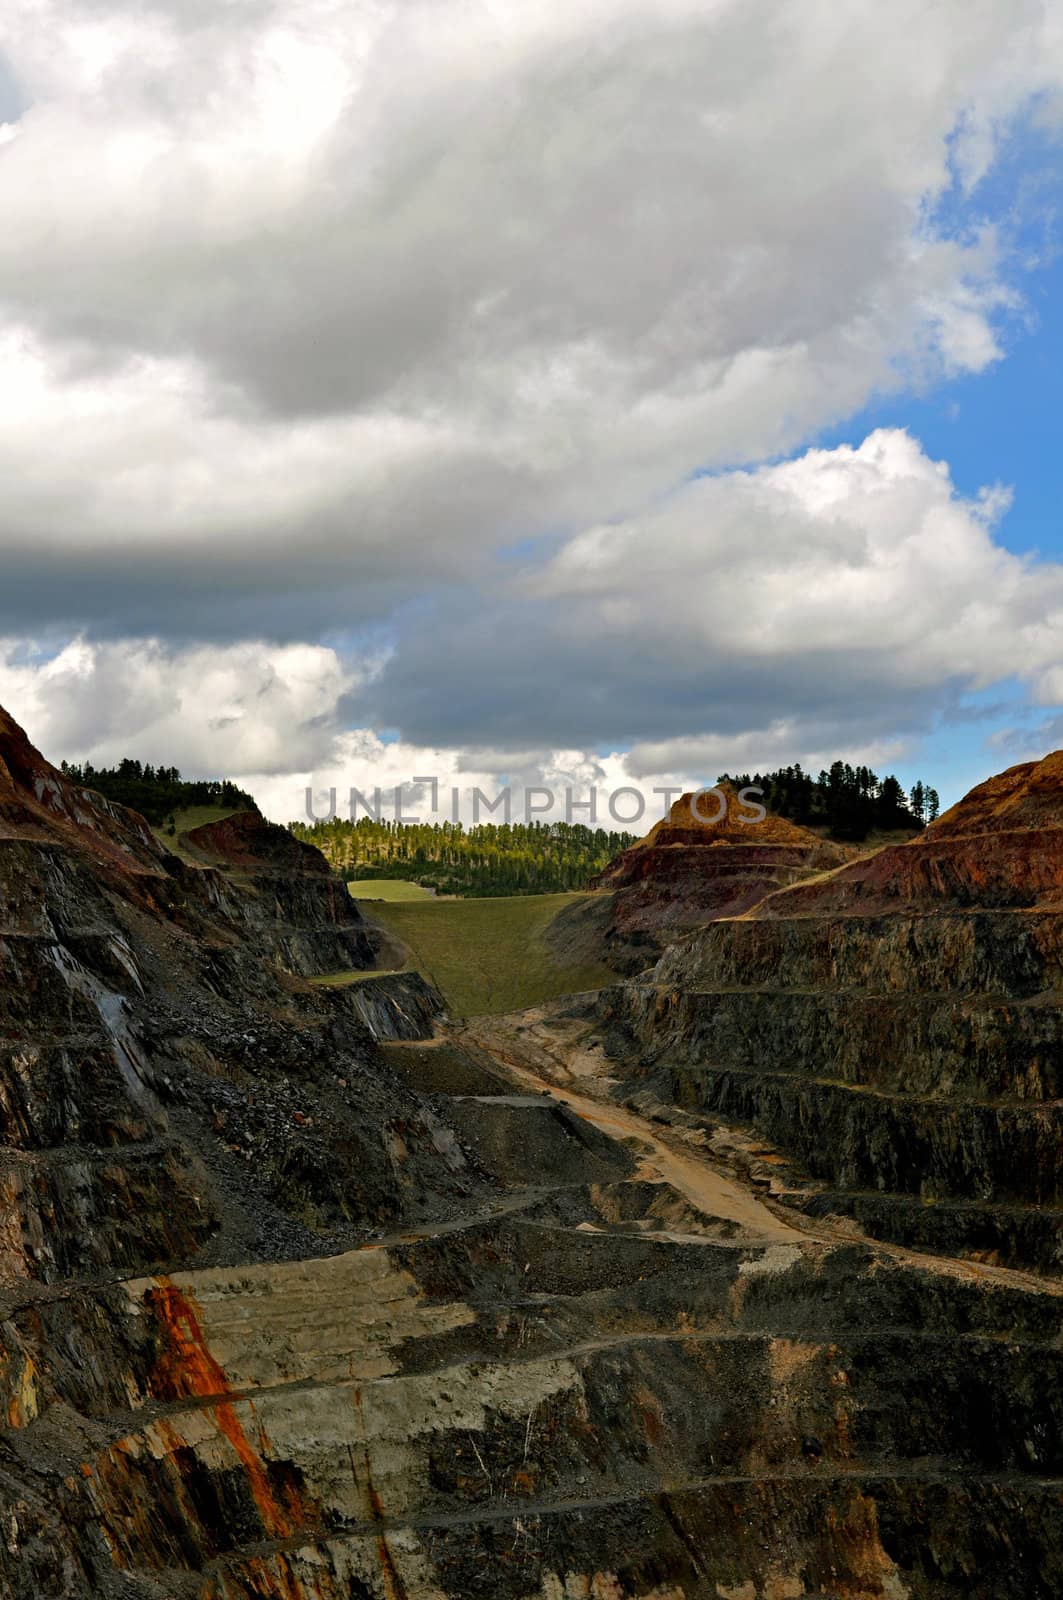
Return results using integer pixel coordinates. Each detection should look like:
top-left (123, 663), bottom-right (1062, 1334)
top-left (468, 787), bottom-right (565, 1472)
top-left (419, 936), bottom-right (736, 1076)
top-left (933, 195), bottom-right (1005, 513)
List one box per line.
top-left (592, 752), bottom-right (1063, 1275)
top-left (3, 708), bottom-right (1063, 1599)
top-left (0, 705), bottom-right (466, 1282)
top-left (546, 788), bottom-right (851, 975)
top-left (177, 808), bottom-right (378, 977)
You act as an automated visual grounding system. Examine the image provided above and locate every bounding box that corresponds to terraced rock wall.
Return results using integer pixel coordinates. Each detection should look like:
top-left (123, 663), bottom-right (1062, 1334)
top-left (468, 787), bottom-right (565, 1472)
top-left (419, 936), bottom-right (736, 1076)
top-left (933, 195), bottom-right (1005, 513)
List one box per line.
top-left (5, 709), bottom-right (1063, 1598)
top-left (547, 790), bottom-right (852, 975)
top-left (595, 756), bottom-right (1063, 1274)
top-left (5, 1113), bottom-right (1063, 1598)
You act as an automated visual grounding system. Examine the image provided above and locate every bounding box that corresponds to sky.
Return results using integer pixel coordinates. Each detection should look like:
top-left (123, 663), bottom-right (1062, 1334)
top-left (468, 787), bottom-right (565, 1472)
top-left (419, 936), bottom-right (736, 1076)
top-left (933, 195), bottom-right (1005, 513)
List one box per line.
top-left (0, 0), bottom-right (1062, 825)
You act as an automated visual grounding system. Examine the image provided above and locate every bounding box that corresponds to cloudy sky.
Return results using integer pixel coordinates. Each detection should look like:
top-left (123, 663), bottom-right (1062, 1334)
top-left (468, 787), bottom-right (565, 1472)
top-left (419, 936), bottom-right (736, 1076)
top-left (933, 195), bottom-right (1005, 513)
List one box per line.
top-left (1, 0), bottom-right (1062, 823)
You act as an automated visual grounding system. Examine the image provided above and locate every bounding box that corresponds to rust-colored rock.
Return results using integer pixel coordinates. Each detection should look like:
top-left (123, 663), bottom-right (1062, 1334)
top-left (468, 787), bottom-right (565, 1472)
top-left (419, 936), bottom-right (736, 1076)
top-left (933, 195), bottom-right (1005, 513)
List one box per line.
top-left (599, 785), bottom-right (850, 880)
top-left (594, 746), bottom-right (1063, 1276)
top-left (929, 749), bottom-right (1063, 838)
top-left (183, 810), bottom-right (331, 875)
top-left (549, 786), bottom-right (851, 973)
top-left (0, 704), bottom-right (168, 880)
top-left (748, 749), bottom-right (1063, 918)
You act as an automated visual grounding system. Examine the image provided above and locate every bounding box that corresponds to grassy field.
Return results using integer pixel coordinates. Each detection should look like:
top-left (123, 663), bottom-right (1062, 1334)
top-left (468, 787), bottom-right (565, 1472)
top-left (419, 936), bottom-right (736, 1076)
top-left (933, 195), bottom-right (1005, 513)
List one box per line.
top-left (312, 965), bottom-right (406, 987)
top-left (364, 891), bottom-right (614, 1018)
top-left (346, 878), bottom-right (440, 902)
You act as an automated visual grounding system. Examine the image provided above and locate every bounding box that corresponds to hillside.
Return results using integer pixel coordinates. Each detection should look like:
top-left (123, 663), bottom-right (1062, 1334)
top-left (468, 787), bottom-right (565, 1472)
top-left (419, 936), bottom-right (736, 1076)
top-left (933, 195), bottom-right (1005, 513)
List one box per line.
top-left (546, 785), bottom-right (854, 973)
top-left (361, 890), bottom-right (615, 1016)
top-left (57, 756), bottom-right (257, 829)
top-left (716, 760), bottom-right (933, 840)
top-left (574, 747), bottom-right (1063, 1275)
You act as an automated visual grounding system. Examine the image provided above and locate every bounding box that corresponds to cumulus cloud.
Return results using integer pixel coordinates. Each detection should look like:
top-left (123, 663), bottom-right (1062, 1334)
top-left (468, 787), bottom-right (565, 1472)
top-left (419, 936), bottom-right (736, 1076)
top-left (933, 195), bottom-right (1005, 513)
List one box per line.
top-left (0, 0), bottom-right (1059, 641)
top-left (4, 428), bottom-right (1061, 819)
top-left (371, 429), bottom-right (1063, 752)
top-left (0, 638), bottom-right (712, 825)
top-left (256, 736), bottom-right (703, 832)
top-left (0, 2), bottom-right (1061, 785)
top-left (0, 638), bottom-right (365, 775)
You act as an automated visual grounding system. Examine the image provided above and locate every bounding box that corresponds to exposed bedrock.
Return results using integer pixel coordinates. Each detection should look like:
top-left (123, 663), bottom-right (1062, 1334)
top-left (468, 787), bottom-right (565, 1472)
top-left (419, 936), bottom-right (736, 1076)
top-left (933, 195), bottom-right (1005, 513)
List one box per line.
top-left (546, 789), bottom-right (853, 975)
top-left (4, 1210), bottom-right (1063, 1598)
top-left (176, 810), bottom-right (375, 977)
top-left (594, 752), bottom-right (1063, 1274)
top-left (0, 709), bottom-right (467, 1292)
top-left (4, 706), bottom-right (1063, 1598)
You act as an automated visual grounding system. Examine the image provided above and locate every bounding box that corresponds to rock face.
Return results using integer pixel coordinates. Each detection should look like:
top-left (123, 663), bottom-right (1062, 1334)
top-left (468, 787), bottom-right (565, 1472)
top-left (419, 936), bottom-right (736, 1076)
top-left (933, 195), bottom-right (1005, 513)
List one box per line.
top-left (0, 705), bottom-right (464, 1278)
top-left (548, 787), bottom-right (851, 973)
top-left (5, 707), bottom-right (1063, 1600)
top-left (596, 751), bottom-right (1063, 1274)
top-left (180, 808), bottom-right (377, 977)
top-left (0, 706), bottom-right (533, 1596)
top-left (182, 810), bottom-right (331, 874)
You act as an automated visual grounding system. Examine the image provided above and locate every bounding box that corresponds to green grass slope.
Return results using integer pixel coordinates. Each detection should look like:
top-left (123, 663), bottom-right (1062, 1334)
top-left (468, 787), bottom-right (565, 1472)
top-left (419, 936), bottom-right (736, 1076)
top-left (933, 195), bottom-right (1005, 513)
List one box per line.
top-left (346, 878), bottom-right (440, 902)
top-left (364, 891), bottom-right (614, 1018)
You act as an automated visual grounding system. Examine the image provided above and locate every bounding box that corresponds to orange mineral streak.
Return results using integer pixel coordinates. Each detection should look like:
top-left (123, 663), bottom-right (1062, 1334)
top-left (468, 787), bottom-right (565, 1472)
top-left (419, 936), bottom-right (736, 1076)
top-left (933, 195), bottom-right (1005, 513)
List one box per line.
top-left (145, 1278), bottom-right (303, 1549)
top-left (350, 1387), bottom-right (410, 1600)
top-left (369, 1473), bottom-right (410, 1600)
top-left (236, 1555), bottom-right (319, 1600)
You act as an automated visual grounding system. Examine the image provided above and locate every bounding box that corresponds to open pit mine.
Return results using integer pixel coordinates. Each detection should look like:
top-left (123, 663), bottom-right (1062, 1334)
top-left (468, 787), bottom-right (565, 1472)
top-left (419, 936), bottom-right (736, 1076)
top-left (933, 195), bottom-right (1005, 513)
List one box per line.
top-left (1, 702), bottom-right (1062, 1599)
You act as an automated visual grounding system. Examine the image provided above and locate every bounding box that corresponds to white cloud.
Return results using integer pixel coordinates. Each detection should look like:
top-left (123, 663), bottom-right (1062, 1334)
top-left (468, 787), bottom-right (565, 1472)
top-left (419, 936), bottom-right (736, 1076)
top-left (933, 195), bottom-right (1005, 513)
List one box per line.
top-left (0, 3), bottom-right (1061, 791)
top-left (0, 640), bottom-right (714, 825)
top-left (0, 1), bottom-right (1059, 640)
top-left (0, 638), bottom-right (364, 776)
top-left (251, 737), bottom-right (698, 831)
top-left (4, 427), bottom-right (1061, 819)
top-left (533, 428), bottom-right (1063, 690)
top-left (374, 428), bottom-right (1063, 750)
top-left (623, 727), bottom-right (910, 786)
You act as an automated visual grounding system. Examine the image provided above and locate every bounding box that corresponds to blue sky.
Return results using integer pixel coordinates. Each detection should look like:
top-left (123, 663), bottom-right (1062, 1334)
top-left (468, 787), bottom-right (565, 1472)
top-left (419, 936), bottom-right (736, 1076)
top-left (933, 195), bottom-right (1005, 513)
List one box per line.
top-left (820, 117), bottom-right (1063, 547)
top-left (806, 120), bottom-right (1063, 802)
